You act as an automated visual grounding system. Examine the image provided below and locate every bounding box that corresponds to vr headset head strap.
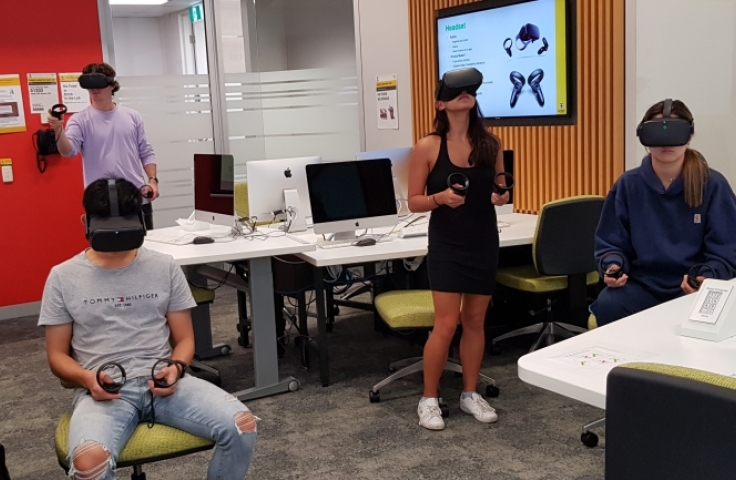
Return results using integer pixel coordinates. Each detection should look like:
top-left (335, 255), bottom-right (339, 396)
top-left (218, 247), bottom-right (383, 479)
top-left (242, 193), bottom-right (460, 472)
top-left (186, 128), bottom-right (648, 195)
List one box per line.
top-left (663, 98), bottom-right (673, 118)
top-left (107, 179), bottom-right (119, 217)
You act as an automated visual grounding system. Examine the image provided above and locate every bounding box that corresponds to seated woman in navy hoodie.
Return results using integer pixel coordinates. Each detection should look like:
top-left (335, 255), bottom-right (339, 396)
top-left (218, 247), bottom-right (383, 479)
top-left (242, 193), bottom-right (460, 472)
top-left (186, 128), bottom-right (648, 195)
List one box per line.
top-left (590, 99), bottom-right (736, 326)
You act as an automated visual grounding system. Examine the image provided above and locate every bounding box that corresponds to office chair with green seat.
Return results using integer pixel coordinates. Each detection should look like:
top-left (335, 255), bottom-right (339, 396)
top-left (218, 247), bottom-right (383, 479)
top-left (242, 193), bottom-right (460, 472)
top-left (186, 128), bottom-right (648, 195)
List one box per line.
top-left (188, 286), bottom-right (224, 385)
top-left (55, 410), bottom-right (214, 480)
top-left (368, 290), bottom-right (499, 413)
top-left (492, 195), bottom-right (604, 352)
top-left (606, 363), bottom-right (736, 480)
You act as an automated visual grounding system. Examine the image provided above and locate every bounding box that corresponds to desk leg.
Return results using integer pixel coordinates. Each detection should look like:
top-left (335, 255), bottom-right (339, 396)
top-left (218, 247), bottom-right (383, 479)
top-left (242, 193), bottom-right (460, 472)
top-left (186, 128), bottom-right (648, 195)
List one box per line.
top-left (188, 268), bottom-right (231, 360)
top-left (314, 267), bottom-right (330, 387)
top-left (230, 257), bottom-right (299, 401)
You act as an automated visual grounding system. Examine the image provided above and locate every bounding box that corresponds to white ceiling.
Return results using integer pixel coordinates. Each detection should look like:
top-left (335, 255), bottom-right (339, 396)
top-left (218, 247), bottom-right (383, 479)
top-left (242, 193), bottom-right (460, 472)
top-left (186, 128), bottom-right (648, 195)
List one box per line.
top-left (111, 0), bottom-right (201, 18)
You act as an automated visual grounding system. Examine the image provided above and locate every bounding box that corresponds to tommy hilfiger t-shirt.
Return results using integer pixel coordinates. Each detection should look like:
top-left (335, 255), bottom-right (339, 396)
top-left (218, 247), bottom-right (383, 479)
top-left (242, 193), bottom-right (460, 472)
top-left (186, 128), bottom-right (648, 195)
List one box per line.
top-left (38, 247), bottom-right (197, 379)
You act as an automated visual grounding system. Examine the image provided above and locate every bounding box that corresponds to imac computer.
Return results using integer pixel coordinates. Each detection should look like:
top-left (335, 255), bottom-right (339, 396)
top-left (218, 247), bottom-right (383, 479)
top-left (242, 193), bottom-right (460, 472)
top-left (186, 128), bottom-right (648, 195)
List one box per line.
top-left (306, 158), bottom-right (398, 240)
top-left (194, 153), bottom-right (236, 226)
top-left (356, 147), bottom-right (412, 216)
top-left (246, 156), bottom-right (322, 232)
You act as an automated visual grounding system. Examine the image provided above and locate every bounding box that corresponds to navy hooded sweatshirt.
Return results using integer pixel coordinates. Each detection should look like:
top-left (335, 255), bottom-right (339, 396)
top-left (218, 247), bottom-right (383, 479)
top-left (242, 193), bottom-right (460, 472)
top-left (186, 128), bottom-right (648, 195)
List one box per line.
top-left (595, 155), bottom-right (736, 298)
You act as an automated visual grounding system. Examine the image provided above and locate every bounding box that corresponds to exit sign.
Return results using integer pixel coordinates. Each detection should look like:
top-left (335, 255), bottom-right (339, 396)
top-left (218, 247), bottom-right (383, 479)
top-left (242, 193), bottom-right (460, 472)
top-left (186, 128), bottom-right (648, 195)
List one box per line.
top-left (189, 4), bottom-right (203, 23)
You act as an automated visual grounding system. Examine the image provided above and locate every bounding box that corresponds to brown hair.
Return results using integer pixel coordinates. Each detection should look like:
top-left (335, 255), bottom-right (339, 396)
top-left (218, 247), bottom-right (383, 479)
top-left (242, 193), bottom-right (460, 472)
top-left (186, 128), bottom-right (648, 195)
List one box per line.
top-left (431, 102), bottom-right (500, 168)
top-left (82, 62), bottom-right (120, 94)
top-left (641, 99), bottom-right (708, 208)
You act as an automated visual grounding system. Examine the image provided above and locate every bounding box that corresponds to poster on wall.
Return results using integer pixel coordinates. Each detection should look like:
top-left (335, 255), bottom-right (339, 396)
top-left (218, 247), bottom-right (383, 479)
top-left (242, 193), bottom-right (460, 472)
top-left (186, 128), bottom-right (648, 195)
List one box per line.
top-left (376, 74), bottom-right (399, 130)
top-left (59, 73), bottom-right (89, 113)
top-left (27, 73), bottom-right (59, 115)
top-left (0, 74), bottom-right (27, 134)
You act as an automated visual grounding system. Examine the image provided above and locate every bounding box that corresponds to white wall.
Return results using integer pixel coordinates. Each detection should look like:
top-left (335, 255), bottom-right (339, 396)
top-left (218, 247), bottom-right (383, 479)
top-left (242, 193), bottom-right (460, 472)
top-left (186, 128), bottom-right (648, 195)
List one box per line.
top-left (626, 0), bottom-right (736, 185)
top-left (112, 14), bottom-right (185, 76)
top-left (354, 0), bottom-right (413, 151)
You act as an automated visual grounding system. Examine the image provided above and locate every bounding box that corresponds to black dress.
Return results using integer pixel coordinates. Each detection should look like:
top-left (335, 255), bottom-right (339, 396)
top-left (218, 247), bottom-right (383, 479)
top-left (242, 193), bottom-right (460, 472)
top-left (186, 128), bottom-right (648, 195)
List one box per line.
top-left (426, 134), bottom-right (499, 295)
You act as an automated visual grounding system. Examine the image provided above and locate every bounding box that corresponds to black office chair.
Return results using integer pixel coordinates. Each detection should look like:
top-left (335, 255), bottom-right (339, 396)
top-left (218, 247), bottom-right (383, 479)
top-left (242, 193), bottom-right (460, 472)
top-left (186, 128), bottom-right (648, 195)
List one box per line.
top-left (492, 195), bottom-right (604, 352)
top-left (606, 363), bottom-right (736, 480)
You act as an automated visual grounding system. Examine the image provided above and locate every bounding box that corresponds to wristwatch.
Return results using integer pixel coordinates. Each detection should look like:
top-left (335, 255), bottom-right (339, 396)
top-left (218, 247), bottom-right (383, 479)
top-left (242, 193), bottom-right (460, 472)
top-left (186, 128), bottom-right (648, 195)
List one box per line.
top-left (149, 176), bottom-right (159, 184)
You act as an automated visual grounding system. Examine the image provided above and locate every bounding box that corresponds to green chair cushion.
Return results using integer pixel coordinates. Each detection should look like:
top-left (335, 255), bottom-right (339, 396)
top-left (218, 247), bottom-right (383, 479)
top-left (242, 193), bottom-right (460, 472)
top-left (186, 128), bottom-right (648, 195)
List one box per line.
top-left (55, 412), bottom-right (214, 469)
top-left (496, 265), bottom-right (599, 293)
top-left (588, 314), bottom-right (597, 330)
top-left (375, 290), bottom-right (439, 329)
top-left (190, 286), bottom-right (216, 304)
top-left (622, 363), bottom-right (736, 392)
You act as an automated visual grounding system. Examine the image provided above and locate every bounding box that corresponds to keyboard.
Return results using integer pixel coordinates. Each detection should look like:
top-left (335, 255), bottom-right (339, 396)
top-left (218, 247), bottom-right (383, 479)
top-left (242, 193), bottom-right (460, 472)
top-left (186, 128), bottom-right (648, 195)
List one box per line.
top-left (399, 223), bottom-right (428, 238)
top-left (316, 235), bottom-right (391, 249)
top-left (284, 233), bottom-right (314, 245)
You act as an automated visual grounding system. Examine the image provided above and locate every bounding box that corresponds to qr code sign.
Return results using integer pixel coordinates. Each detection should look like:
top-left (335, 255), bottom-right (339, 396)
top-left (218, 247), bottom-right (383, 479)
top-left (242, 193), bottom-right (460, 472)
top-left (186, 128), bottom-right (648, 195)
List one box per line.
top-left (699, 290), bottom-right (723, 316)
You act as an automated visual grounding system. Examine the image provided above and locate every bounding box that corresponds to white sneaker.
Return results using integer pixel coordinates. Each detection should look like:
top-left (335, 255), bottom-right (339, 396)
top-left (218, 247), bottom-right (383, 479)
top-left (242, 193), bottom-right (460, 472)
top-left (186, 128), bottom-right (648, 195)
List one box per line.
top-left (417, 397), bottom-right (445, 430)
top-left (459, 392), bottom-right (498, 423)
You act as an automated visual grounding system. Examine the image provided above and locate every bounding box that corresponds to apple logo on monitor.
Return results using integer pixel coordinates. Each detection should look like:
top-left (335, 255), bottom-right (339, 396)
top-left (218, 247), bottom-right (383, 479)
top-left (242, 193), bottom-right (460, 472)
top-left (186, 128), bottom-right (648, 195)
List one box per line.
top-left (284, 168), bottom-right (292, 178)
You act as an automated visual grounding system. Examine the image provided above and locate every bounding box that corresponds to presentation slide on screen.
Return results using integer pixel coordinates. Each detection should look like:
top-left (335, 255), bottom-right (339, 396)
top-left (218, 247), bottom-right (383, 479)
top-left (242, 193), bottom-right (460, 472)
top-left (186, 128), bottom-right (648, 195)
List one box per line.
top-left (437, 0), bottom-right (567, 119)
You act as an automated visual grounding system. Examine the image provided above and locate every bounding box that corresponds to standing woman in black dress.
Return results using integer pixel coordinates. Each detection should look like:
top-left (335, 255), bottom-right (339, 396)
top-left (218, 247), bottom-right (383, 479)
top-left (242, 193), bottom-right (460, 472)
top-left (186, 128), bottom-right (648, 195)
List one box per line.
top-left (407, 68), bottom-right (509, 430)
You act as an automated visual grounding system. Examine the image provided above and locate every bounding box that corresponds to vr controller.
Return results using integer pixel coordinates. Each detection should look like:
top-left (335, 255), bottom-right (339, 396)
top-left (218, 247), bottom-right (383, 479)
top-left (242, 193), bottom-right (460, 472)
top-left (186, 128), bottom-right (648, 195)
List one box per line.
top-left (687, 263), bottom-right (716, 290)
top-left (510, 69), bottom-right (545, 108)
top-left (436, 68), bottom-right (483, 102)
top-left (85, 179), bottom-right (147, 252)
top-left (493, 172), bottom-right (514, 195)
top-left (79, 72), bottom-right (115, 90)
top-left (97, 359), bottom-right (187, 394)
top-left (50, 104), bottom-right (67, 120)
top-left (447, 172), bottom-right (469, 196)
top-left (599, 251), bottom-right (625, 279)
top-left (637, 98), bottom-right (694, 147)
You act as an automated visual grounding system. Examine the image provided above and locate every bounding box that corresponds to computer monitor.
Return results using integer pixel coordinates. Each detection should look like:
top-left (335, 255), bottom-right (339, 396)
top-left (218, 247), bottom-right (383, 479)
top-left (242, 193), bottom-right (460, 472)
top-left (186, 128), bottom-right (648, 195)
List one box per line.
top-left (245, 156), bottom-right (322, 232)
top-left (194, 153), bottom-right (236, 226)
top-left (356, 147), bottom-right (412, 198)
top-left (306, 159), bottom-right (398, 240)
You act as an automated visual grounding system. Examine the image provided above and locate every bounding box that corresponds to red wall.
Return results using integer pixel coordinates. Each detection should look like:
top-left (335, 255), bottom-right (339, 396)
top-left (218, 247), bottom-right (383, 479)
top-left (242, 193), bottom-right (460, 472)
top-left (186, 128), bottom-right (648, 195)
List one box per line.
top-left (0, 1), bottom-right (102, 307)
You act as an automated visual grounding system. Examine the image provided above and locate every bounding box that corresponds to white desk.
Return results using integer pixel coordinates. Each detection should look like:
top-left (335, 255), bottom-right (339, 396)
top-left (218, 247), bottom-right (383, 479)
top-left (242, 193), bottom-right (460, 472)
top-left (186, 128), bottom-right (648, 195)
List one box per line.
top-left (293, 212), bottom-right (539, 386)
top-left (144, 226), bottom-right (316, 401)
top-left (517, 291), bottom-right (736, 410)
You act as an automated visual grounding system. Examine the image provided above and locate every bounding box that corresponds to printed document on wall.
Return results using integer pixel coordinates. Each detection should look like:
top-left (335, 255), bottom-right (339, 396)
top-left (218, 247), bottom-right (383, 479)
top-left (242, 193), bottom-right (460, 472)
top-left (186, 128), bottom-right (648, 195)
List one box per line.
top-left (59, 73), bottom-right (89, 113)
top-left (27, 73), bottom-right (59, 115)
top-left (376, 74), bottom-right (399, 130)
top-left (0, 75), bottom-right (27, 134)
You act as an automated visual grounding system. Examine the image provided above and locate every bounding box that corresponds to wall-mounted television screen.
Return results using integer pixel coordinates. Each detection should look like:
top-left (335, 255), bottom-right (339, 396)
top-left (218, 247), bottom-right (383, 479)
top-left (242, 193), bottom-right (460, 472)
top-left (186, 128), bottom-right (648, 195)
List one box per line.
top-left (436, 0), bottom-right (576, 126)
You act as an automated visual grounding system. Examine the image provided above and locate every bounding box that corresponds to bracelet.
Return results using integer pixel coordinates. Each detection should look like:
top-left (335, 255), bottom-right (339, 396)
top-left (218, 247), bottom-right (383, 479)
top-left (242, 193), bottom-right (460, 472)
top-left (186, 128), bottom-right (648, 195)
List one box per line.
top-left (432, 195), bottom-right (440, 206)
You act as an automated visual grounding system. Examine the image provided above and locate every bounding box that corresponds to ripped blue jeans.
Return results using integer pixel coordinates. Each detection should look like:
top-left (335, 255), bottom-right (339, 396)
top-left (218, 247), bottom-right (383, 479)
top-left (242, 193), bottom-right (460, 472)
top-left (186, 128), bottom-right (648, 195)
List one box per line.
top-left (67, 375), bottom-right (257, 480)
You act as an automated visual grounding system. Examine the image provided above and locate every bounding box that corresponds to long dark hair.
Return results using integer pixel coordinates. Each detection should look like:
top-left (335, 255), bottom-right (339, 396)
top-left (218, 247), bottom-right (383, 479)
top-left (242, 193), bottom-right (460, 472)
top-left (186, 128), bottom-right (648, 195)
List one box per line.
top-left (641, 99), bottom-right (708, 208)
top-left (431, 102), bottom-right (500, 168)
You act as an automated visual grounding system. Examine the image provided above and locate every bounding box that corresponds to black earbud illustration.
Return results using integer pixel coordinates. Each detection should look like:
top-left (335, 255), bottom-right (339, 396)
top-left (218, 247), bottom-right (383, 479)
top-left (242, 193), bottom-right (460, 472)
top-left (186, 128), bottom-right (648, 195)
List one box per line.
top-left (509, 71), bottom-right (526, 108)
top-left (537, 37), bottom-right (549, 55)
top-left (503, 38), bottom-right (513, 57)
top-left (529, 69), bottom-right (545, 107)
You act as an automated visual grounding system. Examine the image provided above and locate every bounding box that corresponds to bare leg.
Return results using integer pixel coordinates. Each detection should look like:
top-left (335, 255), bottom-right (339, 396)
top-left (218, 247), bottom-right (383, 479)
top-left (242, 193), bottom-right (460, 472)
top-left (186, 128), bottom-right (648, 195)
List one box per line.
top-left (459, 294), bottom-right (492, 392)
top-left (422, 291), bottom-right (462, 398)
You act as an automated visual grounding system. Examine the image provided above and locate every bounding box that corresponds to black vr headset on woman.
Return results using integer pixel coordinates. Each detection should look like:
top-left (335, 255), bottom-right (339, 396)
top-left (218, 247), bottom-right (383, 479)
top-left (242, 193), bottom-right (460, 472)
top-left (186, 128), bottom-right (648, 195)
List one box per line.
top-left (435, 68), bottom-right (483, 102)
top-left (85, 179), bottom-right (147, 252)
top-left (636, 98), bottom-right (694, 147)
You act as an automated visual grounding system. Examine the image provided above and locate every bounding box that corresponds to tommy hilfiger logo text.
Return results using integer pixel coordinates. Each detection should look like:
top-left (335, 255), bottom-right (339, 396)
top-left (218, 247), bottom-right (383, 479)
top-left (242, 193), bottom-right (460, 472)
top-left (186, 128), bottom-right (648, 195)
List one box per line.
top-left (84, 294), bottom-right (159, 308)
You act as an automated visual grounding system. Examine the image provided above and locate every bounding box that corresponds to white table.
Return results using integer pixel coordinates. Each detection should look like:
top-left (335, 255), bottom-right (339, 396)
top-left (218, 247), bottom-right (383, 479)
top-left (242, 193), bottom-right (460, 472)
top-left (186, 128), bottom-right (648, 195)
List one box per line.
top-left (144, 226), bottom-right (316, 401)
top-left (517, 291), bottom-right (736, 410)
top-left (293, 213), bottom-right (539, 386)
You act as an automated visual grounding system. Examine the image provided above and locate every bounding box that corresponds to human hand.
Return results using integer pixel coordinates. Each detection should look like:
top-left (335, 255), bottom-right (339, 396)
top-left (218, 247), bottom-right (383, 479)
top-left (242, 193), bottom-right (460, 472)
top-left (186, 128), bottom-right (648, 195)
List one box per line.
top-left (46, 109), bottom-right (64, 133)
top-left (440, 187), bottom-right (466, 208)
top-left (492, 190), bottom-right (510, 206)
top-left (148, 365), bottom-right (179, 397)
top-left (681, 274), bottom-right (705, 295)
top-left (147, 180), bottom-right (160, 200)
top-left (85, 370), bottom-right (122, 401)
top-left (603, 265), bottom-right (628, 288)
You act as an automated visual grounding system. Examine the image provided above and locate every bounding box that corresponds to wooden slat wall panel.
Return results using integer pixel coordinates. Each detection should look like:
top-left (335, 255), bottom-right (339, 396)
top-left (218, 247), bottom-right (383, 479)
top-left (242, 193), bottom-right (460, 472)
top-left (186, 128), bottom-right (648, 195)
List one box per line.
top-left (409, 0), bottom-right (625, 213)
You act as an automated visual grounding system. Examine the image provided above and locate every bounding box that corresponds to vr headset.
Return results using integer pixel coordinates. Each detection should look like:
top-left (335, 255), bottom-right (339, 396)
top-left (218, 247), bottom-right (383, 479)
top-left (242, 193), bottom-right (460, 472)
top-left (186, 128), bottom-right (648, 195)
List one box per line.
top-left (636, 98), bottom-right (694, 147)
top-left (79, 72), bottom-right (115, 90)
top-left (85, 179), bottom-right (147, 252)
top-left (516, 23), bottom-right (540, 50)
top-left (435, 68), bottom-right (483, 102)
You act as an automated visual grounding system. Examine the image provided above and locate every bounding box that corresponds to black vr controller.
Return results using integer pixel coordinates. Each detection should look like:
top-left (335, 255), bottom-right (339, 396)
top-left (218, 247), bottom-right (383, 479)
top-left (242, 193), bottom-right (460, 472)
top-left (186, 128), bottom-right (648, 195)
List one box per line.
top-left (447, 172), bottom-right (469, 196)
top-left (493, 172), bottom-right (514, 195)
top-left (510, 69), bottom-right (545, 108)
top-left (687, 263), bottom-right (716, 289)
top-left (436, 68), bottom-right (483, 102)
top-left (50, 104), bottom-right (68, 120)
top-left (599, 252), bottom-right (625, 280)
top-left (637, 98), bottom-right (694, 147)
top-left (97, 358), bottom-right (187, 393)
top-left (85, 179), bottom-right (147, 252)
top-left (79, 72), bottom-right (115, 90)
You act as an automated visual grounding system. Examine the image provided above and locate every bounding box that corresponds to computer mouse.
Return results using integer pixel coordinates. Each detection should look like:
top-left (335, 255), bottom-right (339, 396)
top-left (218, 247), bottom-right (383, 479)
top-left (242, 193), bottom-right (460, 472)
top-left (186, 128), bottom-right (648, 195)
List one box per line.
top-left (192, 236), bottom-right (215, 245)
top-left (354, 237), bottom-right (377, 247)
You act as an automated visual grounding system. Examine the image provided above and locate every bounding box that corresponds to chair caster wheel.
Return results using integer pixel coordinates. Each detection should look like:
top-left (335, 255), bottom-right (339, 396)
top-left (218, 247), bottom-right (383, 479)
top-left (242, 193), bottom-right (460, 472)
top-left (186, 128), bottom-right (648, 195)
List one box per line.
top-left (486, 385), bottom-right (500, 398)
top-left (581, 431), bottom-right (599, 448)
top-left (369, 390), bottom-right (380, 403)
top-left (489, 344), bottom-right (502, 356)
top-left (440, 403), bottom-right (450, 418)
top-left (288, 380), bottom-right (300, 392)
top-left (220, 345), bottom-right (231, 356)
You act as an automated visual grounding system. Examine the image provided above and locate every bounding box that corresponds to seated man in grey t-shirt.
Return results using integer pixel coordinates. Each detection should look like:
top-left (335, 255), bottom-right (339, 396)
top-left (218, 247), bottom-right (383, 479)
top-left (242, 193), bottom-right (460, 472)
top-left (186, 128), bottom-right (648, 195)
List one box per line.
top-left (39, 178), bottom-right (256, 480)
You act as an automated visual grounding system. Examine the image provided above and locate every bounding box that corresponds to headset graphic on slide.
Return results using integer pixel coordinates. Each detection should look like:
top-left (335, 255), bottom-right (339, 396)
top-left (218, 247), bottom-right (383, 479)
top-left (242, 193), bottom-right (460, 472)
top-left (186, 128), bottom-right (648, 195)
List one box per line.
top-left (503, 23), bottom-right (549, 57)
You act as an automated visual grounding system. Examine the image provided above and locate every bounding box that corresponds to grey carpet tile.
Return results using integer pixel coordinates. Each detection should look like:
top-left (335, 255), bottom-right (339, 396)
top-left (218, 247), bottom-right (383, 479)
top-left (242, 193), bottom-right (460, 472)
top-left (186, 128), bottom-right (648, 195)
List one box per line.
top-left (0, 287), bottom-right (605, 479)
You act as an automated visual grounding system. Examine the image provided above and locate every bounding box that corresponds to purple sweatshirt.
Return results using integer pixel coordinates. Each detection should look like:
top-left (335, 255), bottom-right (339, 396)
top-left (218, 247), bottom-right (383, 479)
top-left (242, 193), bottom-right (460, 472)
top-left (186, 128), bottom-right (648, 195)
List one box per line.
top-left (63, 104), bottom-right (156, 196)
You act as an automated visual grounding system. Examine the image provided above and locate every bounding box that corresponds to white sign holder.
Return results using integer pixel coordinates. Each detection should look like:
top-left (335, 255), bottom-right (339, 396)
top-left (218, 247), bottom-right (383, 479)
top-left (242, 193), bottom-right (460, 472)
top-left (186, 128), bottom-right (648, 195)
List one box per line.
top-left (680, 279), bottom-right (736, 342)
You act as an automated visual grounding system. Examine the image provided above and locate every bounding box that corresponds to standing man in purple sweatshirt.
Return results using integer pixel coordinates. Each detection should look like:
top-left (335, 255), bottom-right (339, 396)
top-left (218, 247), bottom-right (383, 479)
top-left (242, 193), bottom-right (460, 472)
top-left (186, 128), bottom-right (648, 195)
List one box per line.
top-left (47, 62), bottom-right (159, 230)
